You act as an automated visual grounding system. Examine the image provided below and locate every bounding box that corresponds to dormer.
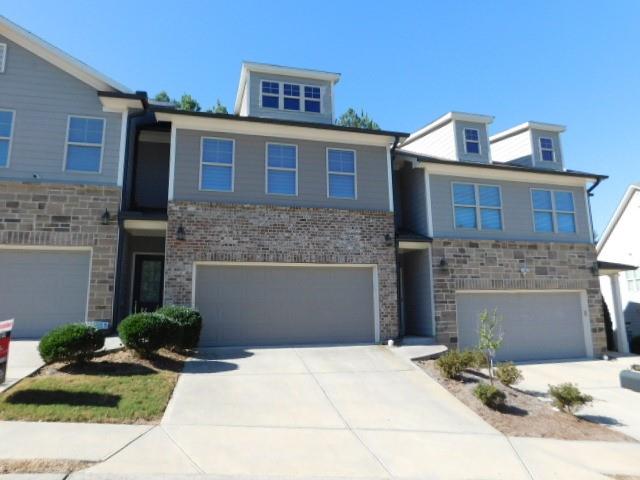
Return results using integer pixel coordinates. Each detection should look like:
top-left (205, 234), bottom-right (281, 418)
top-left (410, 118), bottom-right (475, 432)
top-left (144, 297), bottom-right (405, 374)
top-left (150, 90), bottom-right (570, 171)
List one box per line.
top-left (490, 122), bottom-right (566, 171)
top-left (399, 112), bottom-right (494, 163)
top-left (233, 62), bottom-right (340, 124)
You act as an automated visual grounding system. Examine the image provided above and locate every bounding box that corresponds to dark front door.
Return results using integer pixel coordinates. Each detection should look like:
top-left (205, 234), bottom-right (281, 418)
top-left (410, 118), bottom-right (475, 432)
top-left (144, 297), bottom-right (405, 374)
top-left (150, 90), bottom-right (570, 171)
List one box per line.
top-left (132, 255), bottom-right (164, 313)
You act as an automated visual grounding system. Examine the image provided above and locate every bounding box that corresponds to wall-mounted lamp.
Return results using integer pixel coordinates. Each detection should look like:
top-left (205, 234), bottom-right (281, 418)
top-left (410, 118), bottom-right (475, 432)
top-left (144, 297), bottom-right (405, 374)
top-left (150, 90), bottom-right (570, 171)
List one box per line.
top-left (590, 261), bottom-right (599, 275)
top-left (176, 225), bottom-right (186, 241)
top-left (384, 234), bottom-right (394, 247)
top-left (101, 209), bottom-right (111, 225)
top-left (520, 262), bottom-right (530, 276)
top-left (439, 258), bottom-right (448, 270)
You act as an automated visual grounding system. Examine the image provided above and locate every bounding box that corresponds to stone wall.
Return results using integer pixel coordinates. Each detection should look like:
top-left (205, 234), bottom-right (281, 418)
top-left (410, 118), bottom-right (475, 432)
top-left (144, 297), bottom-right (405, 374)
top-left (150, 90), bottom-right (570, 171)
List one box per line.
top-left (164, 201), bottom-right (399, 341)
top-left (0, 181), bottom-right (120, 323)
top-left (431, 238), bottom-right (606, 355)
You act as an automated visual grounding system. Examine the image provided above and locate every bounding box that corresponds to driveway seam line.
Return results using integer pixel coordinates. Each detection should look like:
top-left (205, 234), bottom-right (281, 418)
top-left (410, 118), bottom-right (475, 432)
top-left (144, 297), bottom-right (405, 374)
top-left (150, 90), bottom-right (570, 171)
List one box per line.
top-left (505, 436), bottom-right (535, 480)
top-left (292, 347), bottom-right (395, 478)
top-left (161, 425), bottom-right (206, 474)
top-left (99, 425), bottom-right (156, 463)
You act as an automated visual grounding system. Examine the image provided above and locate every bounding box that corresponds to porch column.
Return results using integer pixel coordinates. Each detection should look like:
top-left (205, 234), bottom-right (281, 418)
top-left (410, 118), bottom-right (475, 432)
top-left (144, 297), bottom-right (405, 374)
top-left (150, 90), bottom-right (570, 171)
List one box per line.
top-left (608, 273), bottom-right (630, 353)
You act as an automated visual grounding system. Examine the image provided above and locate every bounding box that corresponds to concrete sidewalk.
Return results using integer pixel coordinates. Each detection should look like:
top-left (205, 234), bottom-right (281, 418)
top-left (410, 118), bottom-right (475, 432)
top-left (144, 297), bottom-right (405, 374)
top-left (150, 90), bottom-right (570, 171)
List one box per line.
top-left (1, 340), bottom-right (42, 394)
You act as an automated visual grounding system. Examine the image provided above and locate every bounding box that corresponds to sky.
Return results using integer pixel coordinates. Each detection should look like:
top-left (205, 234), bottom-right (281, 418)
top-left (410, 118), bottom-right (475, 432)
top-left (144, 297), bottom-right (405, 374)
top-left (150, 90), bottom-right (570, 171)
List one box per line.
top-left (3, 0), bottom-right (639, 235)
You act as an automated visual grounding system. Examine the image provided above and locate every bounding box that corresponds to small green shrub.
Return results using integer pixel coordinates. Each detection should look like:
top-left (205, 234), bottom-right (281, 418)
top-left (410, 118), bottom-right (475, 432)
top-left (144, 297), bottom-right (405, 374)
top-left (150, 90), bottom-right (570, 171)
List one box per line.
top-left (496, 362), bottom-right (523, 387)
top-left (631, 336), bottom-right (640, 355)
top-left (632, 364), bottom-right (640, 372)
top-left (436, 349), bottom-right (481, 379)
top-left (38, 324), bottom-right (104, 364)
top-left (473, 383), bottom-right (506, 410)
top-left (155, 305), bottom-right (202, 350)
top-left (118, 313), bottom-right (173, 357)
top-left (461, 349), bottom-right (488, 369)
top-left (548, 383), bottom-right (593, 414)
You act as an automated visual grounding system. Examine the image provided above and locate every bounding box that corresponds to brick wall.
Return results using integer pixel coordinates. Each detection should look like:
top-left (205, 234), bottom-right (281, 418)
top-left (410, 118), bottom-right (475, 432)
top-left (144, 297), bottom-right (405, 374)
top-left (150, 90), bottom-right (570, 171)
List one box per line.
top-left (164, 201), bottom-right (399, 341)
top-left (430, 238), bottom-right (606, 355)
top-left (0, 181), bottom-right (120, 323)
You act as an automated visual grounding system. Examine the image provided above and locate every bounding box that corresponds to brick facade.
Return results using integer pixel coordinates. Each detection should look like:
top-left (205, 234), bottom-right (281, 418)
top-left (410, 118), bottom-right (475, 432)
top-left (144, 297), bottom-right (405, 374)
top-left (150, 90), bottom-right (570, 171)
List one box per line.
top-left (164, 201), bottom-right (399, 341)
top-left (430, 238), bottom-right (606, 355)
top-left (0, 181), bottom-right (120, 323)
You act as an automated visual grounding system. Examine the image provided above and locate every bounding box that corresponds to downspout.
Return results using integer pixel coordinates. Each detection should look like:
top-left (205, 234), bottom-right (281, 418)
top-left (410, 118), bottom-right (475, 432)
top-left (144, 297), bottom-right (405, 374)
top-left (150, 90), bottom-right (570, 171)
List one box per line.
top-left (390, 135), bottom-right (404, 340)
top-left (586, 176), bottom-right (604, 244)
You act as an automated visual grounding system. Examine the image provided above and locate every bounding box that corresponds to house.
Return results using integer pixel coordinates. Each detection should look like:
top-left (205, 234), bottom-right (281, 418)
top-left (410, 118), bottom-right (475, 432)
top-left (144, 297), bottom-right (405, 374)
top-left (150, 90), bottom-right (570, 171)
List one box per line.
top-left (394, 113), bottom-right (607, 361)
top-left (597, 182), bottom-right (640, 352)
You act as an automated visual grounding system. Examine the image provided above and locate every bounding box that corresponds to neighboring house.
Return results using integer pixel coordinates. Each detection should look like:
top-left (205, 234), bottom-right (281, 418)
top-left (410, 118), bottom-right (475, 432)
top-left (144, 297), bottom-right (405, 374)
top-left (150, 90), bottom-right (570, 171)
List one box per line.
top-left (597, 182), bottom-right (640, 352)
top-left (394, 113), bottom-right (607, 361)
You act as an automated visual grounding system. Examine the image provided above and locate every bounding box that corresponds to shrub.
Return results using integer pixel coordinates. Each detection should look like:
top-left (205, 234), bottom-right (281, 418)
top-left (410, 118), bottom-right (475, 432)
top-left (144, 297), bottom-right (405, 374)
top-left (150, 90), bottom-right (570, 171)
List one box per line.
top-left (632, 364), bottom-right (640, 372)
top-left (548, 383), bottom-right (593, 414)
top-left (473, 383), bottom-right (506, 410)
top-left (155, 305), bottom-right (202, 350)
top-left (496, 362), bottom-right (523, 387)
top-left (436, 350), bottom-right (478, 379)
top-left (461, 349), bottom-right (488, 369)
top-left (118, 313), bottom-right (173, 357)
top-left (38, 324), bottom-right (104, 364)
top-left (631, 336), bottom-right (640, 355)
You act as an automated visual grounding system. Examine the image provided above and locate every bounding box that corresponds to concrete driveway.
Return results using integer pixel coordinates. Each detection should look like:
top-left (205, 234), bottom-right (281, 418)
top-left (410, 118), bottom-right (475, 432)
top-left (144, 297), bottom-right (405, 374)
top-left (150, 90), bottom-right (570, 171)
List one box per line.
top-left (517, 355), bottom-right (640, 441)
top-left (0, 340), bottom-right (42, 393)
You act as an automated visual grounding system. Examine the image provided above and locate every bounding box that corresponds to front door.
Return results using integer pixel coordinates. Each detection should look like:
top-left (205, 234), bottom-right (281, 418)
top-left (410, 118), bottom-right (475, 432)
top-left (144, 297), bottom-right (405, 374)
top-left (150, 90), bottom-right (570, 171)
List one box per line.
top-left (132, 254), bottom-right (164, 313)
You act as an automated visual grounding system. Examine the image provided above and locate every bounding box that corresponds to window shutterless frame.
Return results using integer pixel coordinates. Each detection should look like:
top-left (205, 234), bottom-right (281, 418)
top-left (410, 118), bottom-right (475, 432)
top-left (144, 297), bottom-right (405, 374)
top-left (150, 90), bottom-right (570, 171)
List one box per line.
top-left (0, 43), bottom-right (7, 73)
top-left (451, 181), bottom-right (504, 230)
top-left (326, 147), bottom-right (357, 200)
top-left (259, 80), bottom-right (322, 114)
top-left (0, 109), bottom-right (15, 168)
top-left (530, 188), bottom-right (577, 234)
top-left (63, 115), bottom-right (105, 174)
top-left (463, 128), bottom-right (481, 155)
top-left (538, 137), bottom-right (555, 162)
top-left (265, 142), bottom-right (298, 196)
top-left (198, 136), bottom-right (235, 192)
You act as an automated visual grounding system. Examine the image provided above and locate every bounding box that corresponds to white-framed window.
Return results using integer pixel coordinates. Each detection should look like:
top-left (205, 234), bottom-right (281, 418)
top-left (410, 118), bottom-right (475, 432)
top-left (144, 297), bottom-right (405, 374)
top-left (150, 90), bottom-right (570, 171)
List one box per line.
top-left (452, 182), bottom-right (502, 230)
top-left (266, 143), bottom-right (297, 195)
top-left (0, 109), bottom-right (14, 168)
top-left (0, 43), bottom-right (7, 73)
top-left (539, 137), bottom-right (555, 162)
top-left (327, 148), bottom-right (356, 199)
top-left (304, 86), bottom-right (321, 113)
top-left (283, 83), bottom-right (300, 111)
top-left (463, 128), bottom-right (481, 154)
top-left (200, 137), bottom-right (234, 192)
top-left (626, 269), bottom-right (640, 292)
top-left (531, 189), bottom-right (576, 233)
top-left (64, 116), bottom-right (105, 173)
top-left (260, 80), bottom-right (322, 113)
top-left (261, 81), bottom-right (279, 109)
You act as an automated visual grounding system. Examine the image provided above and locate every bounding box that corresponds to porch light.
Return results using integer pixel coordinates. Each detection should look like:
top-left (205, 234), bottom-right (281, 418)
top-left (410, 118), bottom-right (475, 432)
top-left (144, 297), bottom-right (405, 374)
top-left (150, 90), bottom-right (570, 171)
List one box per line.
top-left (590, 262), bottom-right (599, 275)
top-left (176, 224), bottom-right (186, 241)
top-left (384, 234), bottom-right (394, 247)
top-left (439, 258), bottom-right (448, 270)
top-left (101, 209), bottom-right (111, 225)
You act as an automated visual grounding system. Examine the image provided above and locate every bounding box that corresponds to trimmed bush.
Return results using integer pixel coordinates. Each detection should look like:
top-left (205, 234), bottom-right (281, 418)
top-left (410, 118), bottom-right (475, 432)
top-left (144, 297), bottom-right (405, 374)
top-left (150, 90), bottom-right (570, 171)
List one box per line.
top-left (473, 383), bottom-right (506, 410)
top-left (118, 313), bottom-right (173, 356)
top-left (496, 362), bottom-right (523, 387)
top-left (548, 383), bottom-right (593, 414)
top-left (38, 324), bottom-right (104, 364)
top-left (436, 350), bottom-right (477, 379)
top-left (155, 305), bottom-right (202, 350)
top-left (631, 336), bottom-right (640, 355)
top-left (461, 349), bottom-right (488, 369)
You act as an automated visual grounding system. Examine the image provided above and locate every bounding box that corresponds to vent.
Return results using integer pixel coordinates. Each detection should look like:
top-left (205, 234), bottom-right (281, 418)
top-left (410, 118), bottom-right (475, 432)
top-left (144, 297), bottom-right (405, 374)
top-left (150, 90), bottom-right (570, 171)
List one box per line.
top-left (0, 44), bottom-right (6, 73)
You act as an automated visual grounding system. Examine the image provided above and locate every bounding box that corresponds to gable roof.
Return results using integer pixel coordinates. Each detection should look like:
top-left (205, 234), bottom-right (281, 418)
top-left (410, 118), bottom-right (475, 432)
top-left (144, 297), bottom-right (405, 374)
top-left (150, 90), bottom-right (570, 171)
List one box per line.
top-left (0, 15), bottom-right (131, 93)
top-left (596, 182), bottom-right (640, 253)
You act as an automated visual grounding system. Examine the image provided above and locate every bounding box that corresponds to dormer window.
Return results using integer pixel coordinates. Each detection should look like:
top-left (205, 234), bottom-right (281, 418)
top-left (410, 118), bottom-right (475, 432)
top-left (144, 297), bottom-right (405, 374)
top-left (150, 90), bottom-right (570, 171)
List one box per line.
top-left (283, 83), bottom-right (300, 110)
top-left (464, 128), bottom-right (480, 154)
top-left (304, 86), bottom-right (321, 113)
top-left (261, 81), bottom-right (279, 109)
top-left (539, 137), bottom-right (555, 161)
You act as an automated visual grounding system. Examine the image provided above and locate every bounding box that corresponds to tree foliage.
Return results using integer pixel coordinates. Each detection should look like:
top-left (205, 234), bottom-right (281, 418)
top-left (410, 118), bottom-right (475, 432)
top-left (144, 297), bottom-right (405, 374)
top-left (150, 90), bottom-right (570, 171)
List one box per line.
top-left (152, 91), bottom-right (202, 112)
top-left (209, 99), bottom-right (229, 114)
top-left (477, 309), bottom-right (504, 384)
top-left (336, 108), bottom-right (380, 130)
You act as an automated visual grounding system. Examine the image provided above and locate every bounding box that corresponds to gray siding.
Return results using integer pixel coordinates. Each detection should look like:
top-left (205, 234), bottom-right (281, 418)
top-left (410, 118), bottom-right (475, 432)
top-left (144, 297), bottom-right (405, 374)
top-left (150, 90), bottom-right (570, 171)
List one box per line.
top-left (429, 174), bottom-right (591, 243)
top-left (173, 128), bottom-right (390, 211)
top-left (248, 72), bottom-right (333, 124)
top-left (0, 34), bottom-right (122, 185)
top-left (530, 129), bottom-right (563, 171)
top-left (396, 163), bottom-right (428, 236)
top-left (454, 120), bottom-right (490, 163)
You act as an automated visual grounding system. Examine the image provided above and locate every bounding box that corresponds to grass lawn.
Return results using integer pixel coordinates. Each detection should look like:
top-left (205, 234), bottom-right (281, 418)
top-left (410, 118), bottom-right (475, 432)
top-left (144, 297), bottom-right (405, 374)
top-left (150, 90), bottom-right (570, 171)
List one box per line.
top-left (0, 349), bottom-right (185, 424)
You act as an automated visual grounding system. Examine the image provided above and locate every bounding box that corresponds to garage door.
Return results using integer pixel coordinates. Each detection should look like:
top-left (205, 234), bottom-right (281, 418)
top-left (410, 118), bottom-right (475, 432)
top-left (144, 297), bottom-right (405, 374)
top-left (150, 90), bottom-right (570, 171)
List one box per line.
top-left (0, 249), bottom-right (91, 338)
top-left (456, 291), bottom-right (588, 361)
top-left (194, 264), bottom-right (376, 346)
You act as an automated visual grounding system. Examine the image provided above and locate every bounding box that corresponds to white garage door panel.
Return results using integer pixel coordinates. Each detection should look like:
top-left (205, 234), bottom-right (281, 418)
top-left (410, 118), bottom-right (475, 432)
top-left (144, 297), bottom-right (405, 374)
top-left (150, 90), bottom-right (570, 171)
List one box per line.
top-left (0, 250), bottom-right (91, 338)
top-left (195, 264), bottom-right (376, 347)
top-left (457, 291), bottom-right (588, 361)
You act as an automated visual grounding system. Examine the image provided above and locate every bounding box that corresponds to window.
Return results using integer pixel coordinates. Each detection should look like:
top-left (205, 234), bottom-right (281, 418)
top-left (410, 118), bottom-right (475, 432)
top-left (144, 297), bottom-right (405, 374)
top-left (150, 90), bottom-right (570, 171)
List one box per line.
top-left (283, 83), bottom-right (300, 111)
top-left (626, 270), bottom-right (640, 292)
top-left (0, 43), bottom-right (6, 73)
top-left (0, 110), bottom-right (14, 167)
top-left (464, 128), bottom-right (480, 154)
top-left (539, 137), bottom-right (555, 162)
top-left (65, 116), bottom-right (105, 173)
top-left (304, 86), bottom-right (321, 113)
top-left (200, 138), bottom-right (234, 191)
top-left (531, 189), bottom-right (576, 233)
top-left (327, 149), bottom-right (356, 199)
top-left (266, 143), bottom-right (297, 195)
top-left (261, 81), bottom-right (279, 109)
top-left (452, 183), bottom-right (502, 230)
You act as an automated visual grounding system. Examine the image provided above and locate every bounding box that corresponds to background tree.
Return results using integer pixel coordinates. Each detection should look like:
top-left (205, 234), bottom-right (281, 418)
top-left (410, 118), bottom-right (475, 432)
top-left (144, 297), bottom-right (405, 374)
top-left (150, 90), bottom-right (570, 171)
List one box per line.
top-left (208, 99), bottom-right (229, 114)
top-left (336, 108), bottom-right (380, 130)
top-left (177, 94), bottom-right (201, 112)
top-left (153, 91), bottom-right (173, 103)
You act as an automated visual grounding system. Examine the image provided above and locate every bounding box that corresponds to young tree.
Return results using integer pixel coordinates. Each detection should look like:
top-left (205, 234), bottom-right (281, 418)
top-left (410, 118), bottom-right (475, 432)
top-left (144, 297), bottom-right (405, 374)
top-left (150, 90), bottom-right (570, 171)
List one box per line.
top-left (177, 94), bottom-right (201, 112)
top-left (336, 108), bottom-right (380, 130)
top-left (477, 309), bottom-right (504, 384)
top-left (209, 99), bottom-right (228, 114)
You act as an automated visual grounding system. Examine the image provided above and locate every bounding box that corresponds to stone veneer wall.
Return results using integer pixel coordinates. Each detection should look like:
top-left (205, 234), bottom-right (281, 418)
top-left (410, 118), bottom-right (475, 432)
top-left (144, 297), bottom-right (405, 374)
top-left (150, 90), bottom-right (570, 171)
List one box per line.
top-left (0, 181), bottom-right (120, 323)
top-left (164, 201), bottom-right (399, 341)
top-left (431, 238), bottom-right (606, 355)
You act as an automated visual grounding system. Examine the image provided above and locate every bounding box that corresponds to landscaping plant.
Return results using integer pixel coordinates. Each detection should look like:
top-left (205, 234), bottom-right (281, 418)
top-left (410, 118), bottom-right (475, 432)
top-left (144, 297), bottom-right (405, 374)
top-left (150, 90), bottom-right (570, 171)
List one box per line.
top-left (473, 383), bottom-right (506, 410)
top-left (155, 305), bottom-right (203, 350)
top-left (118, 312), bottom-right (173, 357)
top-left (435, 350), bottom-right (468, 379)
top-left (38, 324), bottom-right (104, 364)
top-left (496, 362), bottom-right (523, 387)
top-left (548, 383), bottom-right (593, 414)
top-left (477, 309), bottom-right (504, 384)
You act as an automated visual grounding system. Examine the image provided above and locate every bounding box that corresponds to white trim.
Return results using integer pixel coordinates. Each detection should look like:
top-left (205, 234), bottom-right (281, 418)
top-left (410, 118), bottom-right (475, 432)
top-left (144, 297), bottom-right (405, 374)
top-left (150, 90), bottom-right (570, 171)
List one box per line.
top-left (168, 124), bottom-right (177, 201)
top-left (427, 249), bottom-right (436, 337)
top-left (129, 251), bottom-right (165, 314)
top-left (463, 127), bottom-right (481, 155)
top-left (490, 121), bottom-right (566, 143)
top-left (326, 147), bottom-right (357, 200)
top-left (116, 110), bottom-right (128, 187)
top-left (199, 136), bottom-right (235, 192)
top-left (122, 219), bottom-right (168, 232)
top-left (191, 261), bottom-right (380, 344)
top-left (63, 115), bottom-right (106, 174)
top-left (0, 108), bottom-right (15, 168)
top-left (398, 241), bottom-right (430, 250)
top-left (386, 145), bottom-right (393, 211)
top-left (259, 80), bottom-right (323, 115)
top-left (538, 136), bottom-right (555, 162)
top-left (265, 142), bottom-right (298, 196)
top-left (583, 188), bottom-right (594, 244)
top-left (530, 188), bottom-right (577, 234)
top-left (402, 111), bottom-right (494, 148)
top-left (451, 182), bottom-right (504, 231)
top-left (0, 42), bottom-right (6, 73)
top-left (597, 184), bottom-right (640, 252)
top-left (608, 274), bottom-right (630, 354)
top-left (424, 171), bottom-right (434, 237)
